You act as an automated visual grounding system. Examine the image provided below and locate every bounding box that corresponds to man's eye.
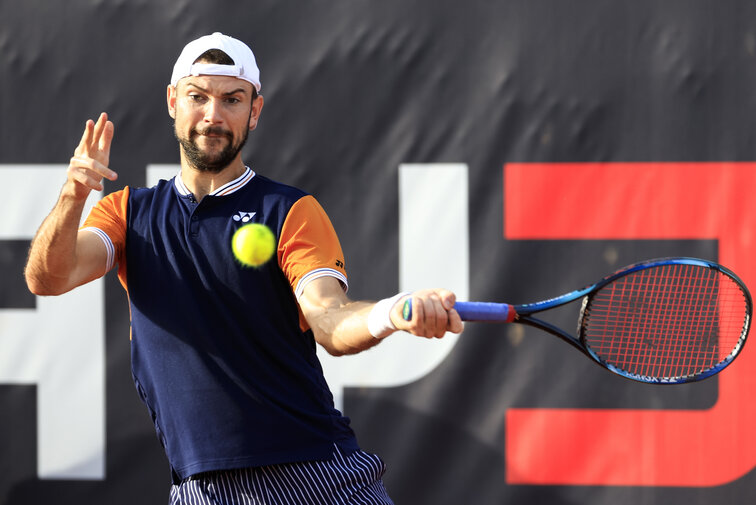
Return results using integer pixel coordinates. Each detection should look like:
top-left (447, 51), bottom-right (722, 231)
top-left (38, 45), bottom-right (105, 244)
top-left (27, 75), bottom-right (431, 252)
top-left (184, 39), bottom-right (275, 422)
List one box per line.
top-left (188, 94), bottom-right (205, 102)
top-left (225, 97), bottom-right (240, 104)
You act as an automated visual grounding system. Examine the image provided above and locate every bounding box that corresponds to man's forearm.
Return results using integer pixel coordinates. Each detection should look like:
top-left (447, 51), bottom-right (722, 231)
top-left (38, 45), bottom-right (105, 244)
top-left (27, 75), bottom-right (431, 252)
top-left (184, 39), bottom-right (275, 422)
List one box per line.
top-left (308, 299), bottom-right (384, 356)
top-left (25, 190), bottom-right (89, 295)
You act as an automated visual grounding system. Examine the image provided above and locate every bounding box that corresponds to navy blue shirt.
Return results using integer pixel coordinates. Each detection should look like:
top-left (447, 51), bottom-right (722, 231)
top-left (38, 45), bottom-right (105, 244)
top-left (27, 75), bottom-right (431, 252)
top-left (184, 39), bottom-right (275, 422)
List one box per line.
top-left (84, 169), bottom-right (358, 481)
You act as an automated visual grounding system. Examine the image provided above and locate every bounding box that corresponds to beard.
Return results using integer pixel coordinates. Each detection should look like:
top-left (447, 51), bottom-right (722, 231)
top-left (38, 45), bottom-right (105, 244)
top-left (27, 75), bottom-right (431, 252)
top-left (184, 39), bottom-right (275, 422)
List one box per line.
top-left (175, 124), bottom-right (250, 174)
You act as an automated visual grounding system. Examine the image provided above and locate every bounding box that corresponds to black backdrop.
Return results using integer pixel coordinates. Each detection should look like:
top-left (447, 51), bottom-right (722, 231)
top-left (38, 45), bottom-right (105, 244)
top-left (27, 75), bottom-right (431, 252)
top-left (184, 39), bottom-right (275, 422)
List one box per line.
top-left (2, 1), bottom-right (756, 503)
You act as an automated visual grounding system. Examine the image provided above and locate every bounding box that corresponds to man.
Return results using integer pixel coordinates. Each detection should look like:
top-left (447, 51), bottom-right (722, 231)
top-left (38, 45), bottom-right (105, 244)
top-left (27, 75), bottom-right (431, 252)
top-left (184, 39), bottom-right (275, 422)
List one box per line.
top-left (24, 32), bottom-right (463, 504)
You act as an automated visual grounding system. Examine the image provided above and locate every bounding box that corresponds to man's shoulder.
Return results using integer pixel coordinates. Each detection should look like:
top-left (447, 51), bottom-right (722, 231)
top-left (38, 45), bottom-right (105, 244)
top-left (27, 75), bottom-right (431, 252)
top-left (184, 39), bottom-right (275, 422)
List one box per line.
top-left (127, 178), bottom-right (174, 200)
top-left (251, 173), bottom-right (309, 200)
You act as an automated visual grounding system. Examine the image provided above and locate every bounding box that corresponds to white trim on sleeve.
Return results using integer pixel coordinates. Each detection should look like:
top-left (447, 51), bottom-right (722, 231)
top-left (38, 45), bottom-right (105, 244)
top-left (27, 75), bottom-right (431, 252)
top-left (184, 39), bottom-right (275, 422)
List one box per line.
top-left (295, 268), bottom-right (349, 299)
top-left (80, 227), bottom-right (115, 272)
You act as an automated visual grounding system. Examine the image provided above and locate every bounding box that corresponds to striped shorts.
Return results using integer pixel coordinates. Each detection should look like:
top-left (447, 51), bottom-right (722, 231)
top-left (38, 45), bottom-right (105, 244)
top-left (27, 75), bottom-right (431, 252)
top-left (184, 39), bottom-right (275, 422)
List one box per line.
top-left (168, 447), bottom-right (394, 505)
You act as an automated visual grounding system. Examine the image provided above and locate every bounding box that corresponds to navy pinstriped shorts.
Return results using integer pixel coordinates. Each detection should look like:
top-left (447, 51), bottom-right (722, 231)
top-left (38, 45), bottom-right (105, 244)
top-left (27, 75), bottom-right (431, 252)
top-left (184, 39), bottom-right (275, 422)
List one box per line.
top-left (169, 447), bottom-right (394, 505)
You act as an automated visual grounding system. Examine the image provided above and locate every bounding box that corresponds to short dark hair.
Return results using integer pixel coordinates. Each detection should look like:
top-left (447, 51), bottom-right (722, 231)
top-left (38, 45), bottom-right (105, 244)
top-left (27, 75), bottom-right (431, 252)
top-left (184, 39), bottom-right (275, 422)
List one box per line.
top-left (193, 49), bottom-right (235, 66)
top-left (193, 49), bottom-right (259, 99)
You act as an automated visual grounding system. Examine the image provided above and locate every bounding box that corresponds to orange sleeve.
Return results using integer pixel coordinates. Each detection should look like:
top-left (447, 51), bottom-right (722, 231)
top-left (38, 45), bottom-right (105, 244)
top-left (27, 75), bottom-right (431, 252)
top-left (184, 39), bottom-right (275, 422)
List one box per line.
top-left (81, 187), bottom-right (129, 290)
top-left (278, 195), bottom-right (348, 300)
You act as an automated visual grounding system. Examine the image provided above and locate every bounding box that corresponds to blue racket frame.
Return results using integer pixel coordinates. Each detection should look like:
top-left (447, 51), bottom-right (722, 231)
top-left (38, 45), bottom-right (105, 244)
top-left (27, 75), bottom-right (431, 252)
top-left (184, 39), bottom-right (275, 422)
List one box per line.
top-left (403, 257), bottom-right (752, 384)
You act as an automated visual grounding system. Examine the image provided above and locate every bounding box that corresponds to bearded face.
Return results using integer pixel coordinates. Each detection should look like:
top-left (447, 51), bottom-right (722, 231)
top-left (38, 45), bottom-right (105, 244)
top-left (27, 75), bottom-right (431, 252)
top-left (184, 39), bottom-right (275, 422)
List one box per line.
top-left (175, 121), bottom-right (250, 174)
top-left (170, 75), bottom-right (260, 174)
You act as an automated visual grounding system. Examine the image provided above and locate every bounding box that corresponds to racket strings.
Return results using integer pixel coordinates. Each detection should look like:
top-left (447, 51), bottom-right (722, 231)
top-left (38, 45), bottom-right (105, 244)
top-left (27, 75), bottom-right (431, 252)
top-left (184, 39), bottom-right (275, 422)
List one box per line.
top-left (581, 264), bottom-right (749, 380)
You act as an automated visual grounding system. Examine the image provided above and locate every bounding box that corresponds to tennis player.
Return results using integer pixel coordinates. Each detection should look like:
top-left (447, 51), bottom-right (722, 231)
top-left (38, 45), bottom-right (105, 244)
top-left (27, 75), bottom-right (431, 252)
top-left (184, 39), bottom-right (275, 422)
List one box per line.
top-left (24, 32), bottom-right (463, 504)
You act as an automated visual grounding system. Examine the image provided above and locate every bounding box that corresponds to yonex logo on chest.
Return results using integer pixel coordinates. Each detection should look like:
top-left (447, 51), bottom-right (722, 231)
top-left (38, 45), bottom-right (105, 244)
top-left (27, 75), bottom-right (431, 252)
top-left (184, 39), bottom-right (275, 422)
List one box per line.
top-left (233, 211), bottom-right (257, 222)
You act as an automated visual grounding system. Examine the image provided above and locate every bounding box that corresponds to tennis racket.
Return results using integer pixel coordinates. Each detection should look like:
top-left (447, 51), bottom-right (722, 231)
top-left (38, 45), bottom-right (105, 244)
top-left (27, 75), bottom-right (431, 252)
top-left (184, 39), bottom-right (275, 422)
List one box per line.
top-left (403, 257), bottom-right (752, 384)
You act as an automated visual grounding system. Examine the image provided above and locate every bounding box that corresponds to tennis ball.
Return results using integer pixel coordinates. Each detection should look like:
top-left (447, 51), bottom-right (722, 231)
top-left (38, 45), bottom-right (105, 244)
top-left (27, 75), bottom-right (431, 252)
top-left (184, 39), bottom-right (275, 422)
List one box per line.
top-left (232, 223), bottom-right (276, 268)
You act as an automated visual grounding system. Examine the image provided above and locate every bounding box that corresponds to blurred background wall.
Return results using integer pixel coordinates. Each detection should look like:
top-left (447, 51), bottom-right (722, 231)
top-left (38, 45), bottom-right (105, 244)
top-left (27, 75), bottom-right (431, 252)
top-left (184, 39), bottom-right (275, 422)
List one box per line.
top-left (2, 1), bottom-right (756, 503)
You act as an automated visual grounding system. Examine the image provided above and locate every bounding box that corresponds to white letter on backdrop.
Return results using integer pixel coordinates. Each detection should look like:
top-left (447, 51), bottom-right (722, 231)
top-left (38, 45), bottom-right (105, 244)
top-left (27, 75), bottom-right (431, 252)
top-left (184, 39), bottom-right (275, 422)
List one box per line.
top-left (0, 166), bottom-right (105, 479)
top-left (319, 164), bottom-right (469, 409)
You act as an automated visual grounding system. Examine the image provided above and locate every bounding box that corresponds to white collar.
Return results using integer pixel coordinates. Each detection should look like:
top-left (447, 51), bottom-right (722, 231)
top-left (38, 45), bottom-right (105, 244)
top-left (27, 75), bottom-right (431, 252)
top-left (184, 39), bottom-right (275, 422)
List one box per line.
top-left (174, 166), bottom-right (256, 197)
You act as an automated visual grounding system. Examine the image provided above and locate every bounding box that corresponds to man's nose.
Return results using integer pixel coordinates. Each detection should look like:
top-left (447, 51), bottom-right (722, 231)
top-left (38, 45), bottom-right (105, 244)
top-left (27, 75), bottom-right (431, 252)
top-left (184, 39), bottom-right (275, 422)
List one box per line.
top-left (203, 99), bottom-right (223, 123)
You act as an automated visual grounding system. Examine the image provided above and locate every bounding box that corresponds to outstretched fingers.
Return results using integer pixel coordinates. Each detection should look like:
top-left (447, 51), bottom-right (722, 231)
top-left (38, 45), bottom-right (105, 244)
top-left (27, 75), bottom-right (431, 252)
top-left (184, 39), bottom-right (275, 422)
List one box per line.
top-left (76, 113), bottom-right (114, 161)
top-left (92, 113), bottom-right (114, 158)
top-left (66, 113), bottom-right (118, 197)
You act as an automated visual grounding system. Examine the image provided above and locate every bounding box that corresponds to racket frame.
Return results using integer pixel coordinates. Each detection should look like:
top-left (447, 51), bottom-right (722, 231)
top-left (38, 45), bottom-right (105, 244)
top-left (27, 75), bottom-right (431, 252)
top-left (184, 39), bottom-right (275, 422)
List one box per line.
top-left (446, 257), bottom-right (752, 384)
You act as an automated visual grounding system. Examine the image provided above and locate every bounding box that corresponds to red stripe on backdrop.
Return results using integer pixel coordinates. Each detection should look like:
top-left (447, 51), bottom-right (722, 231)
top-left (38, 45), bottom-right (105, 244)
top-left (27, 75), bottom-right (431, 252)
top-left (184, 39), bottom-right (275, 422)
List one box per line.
top-left (503, 163), bottom-right (756, 486)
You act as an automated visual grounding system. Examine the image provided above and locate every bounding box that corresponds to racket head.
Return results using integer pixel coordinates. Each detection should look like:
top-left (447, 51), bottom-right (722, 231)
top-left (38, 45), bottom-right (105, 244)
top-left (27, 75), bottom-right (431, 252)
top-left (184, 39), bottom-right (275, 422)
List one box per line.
top-left (577, 258), bottom-right (752, 384)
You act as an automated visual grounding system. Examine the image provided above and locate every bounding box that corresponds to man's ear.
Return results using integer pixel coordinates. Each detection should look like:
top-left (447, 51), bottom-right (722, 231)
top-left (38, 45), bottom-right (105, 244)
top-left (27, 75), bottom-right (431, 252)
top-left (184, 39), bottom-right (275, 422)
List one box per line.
top-left (249, 94), bottom-right (264, 131)
top-left (167, 84), bottom-right (177, 119)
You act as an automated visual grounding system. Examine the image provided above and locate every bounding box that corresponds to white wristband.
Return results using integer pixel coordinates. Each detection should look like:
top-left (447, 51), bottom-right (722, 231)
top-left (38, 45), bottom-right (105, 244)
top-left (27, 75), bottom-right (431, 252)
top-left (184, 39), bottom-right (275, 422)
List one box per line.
top-left (368, 292), bottom-right (410, 339)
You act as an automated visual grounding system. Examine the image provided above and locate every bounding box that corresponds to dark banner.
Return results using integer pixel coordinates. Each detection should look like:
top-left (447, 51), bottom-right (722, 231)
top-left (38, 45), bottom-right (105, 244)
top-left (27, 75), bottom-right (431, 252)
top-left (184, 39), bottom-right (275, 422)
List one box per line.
top-left (2, 1), bottom-right (755, 503)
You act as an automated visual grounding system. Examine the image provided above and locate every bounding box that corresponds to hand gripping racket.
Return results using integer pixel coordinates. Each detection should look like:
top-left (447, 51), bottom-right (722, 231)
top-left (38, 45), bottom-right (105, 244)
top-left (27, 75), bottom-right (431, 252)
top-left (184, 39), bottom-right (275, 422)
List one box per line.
top-left (404, 257), bottom-right (751, 384)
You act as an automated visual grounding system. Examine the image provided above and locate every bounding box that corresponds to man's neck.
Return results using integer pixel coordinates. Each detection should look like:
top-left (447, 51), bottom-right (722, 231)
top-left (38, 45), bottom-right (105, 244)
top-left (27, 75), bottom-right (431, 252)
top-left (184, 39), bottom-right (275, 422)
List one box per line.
top-left (179, 156), bottom-right (246, 201)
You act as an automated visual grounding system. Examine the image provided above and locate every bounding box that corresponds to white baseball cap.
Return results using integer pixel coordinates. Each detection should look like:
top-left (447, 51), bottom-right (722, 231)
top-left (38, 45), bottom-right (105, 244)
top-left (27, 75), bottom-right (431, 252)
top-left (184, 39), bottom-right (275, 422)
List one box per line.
top-left (170, 32), bottom-right (261, 91)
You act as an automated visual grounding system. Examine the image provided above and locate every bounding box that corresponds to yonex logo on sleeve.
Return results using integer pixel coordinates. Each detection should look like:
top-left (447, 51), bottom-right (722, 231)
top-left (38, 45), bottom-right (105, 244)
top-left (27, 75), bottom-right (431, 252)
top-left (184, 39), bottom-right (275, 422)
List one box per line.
top-left (233, 211), bottom-right (256, 222)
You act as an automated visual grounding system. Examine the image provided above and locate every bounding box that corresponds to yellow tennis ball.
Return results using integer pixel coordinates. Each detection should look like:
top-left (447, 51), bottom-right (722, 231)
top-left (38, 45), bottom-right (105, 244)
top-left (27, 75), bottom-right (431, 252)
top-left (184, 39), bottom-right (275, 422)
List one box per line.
top-left (232, 223), bottom-right (276, 268)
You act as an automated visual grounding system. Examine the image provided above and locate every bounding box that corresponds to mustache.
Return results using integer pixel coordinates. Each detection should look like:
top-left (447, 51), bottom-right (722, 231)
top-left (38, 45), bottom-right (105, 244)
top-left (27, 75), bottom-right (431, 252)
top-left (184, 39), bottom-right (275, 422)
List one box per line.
top-left (193, 125), bottom-right (233, 138)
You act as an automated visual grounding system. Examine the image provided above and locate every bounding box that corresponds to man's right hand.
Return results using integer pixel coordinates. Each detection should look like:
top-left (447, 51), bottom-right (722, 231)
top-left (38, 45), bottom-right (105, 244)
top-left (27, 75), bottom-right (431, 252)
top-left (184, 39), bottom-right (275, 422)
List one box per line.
top-left (25, 112), bottom-right (118, 296)
top-left (65, 112), bottom-right (118, 200)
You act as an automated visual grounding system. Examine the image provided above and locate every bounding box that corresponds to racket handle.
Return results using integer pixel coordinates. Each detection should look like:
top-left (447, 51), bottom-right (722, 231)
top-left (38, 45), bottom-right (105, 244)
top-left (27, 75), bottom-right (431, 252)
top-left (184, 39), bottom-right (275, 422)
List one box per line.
top-left (402, 299), bottom-right (516, 323)
top-left (454, 301), bottom-right (517, 322)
